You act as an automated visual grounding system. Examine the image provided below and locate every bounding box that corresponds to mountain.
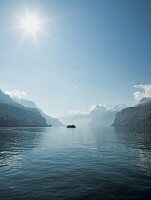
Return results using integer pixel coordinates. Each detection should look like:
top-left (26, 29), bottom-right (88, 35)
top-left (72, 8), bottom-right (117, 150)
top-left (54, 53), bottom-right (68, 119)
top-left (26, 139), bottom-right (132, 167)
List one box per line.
top-left (89, 104), bottom-right (127, 127)
top-left (0, 90), bottom-right (47, 127)
top-left (38, 108), bottom-right (64, 127)
top-left (113, 100), bottom-right (151, 126)
top-left (137, 97), bottom-right (151, 106)
top-left (61, 104), bottom-right (127, 127)
top-left (0, 89), bottom-right (18, 106)
top-left (89, 105), bottom-right (116, 126)
top-left (13, 98), bottom-right (37, 108)
top-left (13, 98), bottom-right (64, 127)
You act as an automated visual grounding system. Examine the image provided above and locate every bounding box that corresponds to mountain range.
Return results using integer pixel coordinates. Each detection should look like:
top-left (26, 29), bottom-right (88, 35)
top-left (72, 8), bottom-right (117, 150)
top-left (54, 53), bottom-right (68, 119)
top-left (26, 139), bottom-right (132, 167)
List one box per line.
top-left (1, 87), bottom-right (151, 128)
top-left (61, 104), bottom-right (127, 127)
top-left (0, 89), bottom-right (63, 127)
top-left (62, 99), bottom-right (151, 127)
top-left (13, 98), bottom-right (63, 127)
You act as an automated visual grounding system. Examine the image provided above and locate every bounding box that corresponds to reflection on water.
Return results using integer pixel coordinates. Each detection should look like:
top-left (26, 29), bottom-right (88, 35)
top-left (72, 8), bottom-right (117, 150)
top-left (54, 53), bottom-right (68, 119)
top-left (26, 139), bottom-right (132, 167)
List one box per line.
top-left (114, 126), bottom-right (151, 149)
top-left (0, 128), bottom-right (45, 169)
top-left (0, 126), bottom-right (151, 200)
top-left (114, 126), bottom-right (151, 173)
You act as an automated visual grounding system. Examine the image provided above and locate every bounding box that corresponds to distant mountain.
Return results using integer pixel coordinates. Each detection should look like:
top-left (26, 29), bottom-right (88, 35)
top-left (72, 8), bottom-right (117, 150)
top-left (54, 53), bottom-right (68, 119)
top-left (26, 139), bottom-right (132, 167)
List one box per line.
top-left (13, 98), bottom-right (64, 127)
top-left (113, 100), bottom-right (151, 126)
top-left (89, 105), bottom-right (116, 126)
top-left (61, 104), bottom-right (127, 127)
top-left (0, 90), bottom-right (47, 127)
top-left (89, 104), bottom-right (127, 127)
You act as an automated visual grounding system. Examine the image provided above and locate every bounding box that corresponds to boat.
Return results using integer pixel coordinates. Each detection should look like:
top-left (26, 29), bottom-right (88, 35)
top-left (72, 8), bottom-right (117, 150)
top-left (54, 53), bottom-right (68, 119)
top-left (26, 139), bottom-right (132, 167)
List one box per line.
top-left (66, 125), bottom-right (76, 128)
top-left (66, 111), bottom-right (76, 128)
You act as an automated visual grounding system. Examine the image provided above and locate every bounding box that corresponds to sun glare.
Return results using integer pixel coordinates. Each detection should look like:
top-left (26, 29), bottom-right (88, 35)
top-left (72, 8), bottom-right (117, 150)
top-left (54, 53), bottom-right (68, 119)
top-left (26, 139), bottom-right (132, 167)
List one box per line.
top-left (19, 14), bottom-right (42, 38)
top-left (17, 11), bottom-right (46, 42)
top-left (17, 10), bottom-right (51, 44)
top-left (22, 15), bottom-right (40, 34)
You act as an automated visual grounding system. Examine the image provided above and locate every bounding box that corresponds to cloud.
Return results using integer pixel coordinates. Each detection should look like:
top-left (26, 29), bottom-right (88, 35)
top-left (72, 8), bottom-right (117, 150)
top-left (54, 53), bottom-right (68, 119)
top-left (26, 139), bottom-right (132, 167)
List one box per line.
top-left (5, 90), bottom-right (27, 99)
top-left (133, 84), bottom-right (151, 101)
top-left (67, 109), bottom-right (89, 116)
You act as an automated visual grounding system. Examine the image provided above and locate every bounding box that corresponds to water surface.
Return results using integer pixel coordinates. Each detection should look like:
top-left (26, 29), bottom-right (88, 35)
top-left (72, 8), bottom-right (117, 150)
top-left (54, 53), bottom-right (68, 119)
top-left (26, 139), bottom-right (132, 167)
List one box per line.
top-left (0, 126), bottom-right (151, 200)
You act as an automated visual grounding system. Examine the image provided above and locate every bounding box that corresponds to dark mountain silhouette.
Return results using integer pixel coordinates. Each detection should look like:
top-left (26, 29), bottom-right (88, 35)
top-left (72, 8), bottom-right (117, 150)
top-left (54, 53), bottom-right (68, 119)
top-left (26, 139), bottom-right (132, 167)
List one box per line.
top-left (13, 98), bottom-right (64, 127)
top-left (113, 100), bottom-right (151, 126)
top-left (0, 90), bottom-right (47, 127)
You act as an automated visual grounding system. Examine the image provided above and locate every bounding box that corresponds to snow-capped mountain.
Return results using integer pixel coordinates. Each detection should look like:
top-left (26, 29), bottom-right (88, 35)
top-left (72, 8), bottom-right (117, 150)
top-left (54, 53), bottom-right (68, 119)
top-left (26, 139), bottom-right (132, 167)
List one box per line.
top-left (61, 104), bottom-right (127, 127)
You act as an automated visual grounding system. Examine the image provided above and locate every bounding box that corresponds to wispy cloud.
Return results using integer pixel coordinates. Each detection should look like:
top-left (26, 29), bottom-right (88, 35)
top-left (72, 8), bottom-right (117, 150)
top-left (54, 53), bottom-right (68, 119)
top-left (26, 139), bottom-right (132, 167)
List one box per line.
top-left (5, 90), bottom-right (27, 99)
top-left (67, 109), bottom-right (89, 116)
top-left (133, 84), bottom-right (151, 101)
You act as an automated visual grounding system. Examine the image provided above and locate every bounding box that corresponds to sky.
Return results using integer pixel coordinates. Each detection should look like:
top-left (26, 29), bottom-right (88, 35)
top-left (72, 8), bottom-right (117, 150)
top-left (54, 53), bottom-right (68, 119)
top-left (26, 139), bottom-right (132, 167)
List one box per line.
top-left (0, 0), bottom-right (151, 117)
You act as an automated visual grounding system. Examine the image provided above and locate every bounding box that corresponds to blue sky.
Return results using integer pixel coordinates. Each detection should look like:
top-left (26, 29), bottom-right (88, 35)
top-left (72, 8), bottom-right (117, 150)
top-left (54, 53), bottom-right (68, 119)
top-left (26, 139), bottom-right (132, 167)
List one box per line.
top-left (0, 0), bottom-right (151, 117)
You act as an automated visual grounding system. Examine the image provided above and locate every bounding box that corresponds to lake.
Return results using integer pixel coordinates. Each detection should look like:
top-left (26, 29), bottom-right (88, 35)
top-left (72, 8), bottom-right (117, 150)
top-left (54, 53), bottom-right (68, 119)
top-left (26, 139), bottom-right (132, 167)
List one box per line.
top-left (0, 126), bottom-right (151, 200)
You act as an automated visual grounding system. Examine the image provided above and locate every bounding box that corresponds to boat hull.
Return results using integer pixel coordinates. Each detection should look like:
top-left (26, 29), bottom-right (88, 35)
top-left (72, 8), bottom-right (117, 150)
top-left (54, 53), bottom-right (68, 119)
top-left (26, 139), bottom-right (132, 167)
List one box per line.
top-left (66, 125), bottom-right (76, 128)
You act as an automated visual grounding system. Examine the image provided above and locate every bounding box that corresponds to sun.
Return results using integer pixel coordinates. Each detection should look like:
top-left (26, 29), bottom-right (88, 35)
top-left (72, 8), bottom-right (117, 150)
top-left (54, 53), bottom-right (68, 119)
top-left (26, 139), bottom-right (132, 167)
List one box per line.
top-left (19, 13), bottom-right (42, 38)
top-left (17, 11), bottom-right (47, 42)
top-left (16, 10), bottom-right (51, 43)
top-left (21, 15), bottom-right (40, 34)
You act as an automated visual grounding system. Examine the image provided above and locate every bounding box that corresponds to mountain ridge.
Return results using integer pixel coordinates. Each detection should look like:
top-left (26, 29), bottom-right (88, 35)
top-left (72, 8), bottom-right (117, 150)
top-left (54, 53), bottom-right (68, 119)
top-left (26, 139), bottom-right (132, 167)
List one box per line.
top-left (61, 104), bottom-right (127, 126)
top-left (13, 97), bottom-right (64, 127)
top-left (113, 99), bottom-right (151, 126)
top-left (0, 89), bottom-right (63, 127)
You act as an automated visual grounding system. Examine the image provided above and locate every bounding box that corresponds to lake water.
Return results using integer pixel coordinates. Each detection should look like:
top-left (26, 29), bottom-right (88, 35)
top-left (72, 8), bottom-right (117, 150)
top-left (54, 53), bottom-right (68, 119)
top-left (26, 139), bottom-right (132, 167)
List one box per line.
top-left (0, 126), bottom-right (151, 200)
